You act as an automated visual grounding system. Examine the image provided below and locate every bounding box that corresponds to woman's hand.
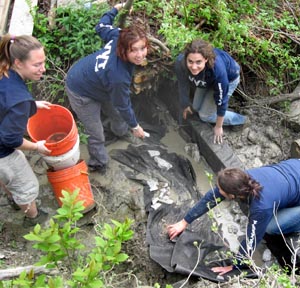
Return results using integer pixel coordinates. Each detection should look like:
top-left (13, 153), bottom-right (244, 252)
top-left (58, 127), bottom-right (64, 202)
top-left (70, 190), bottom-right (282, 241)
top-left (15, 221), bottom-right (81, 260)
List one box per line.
top-left (213, 125), bottom-right (223, 144)
top-left (214, 116), bottom-right (224, 144)
top-left (211, 265), bottom-right (233, 276)
top-left (36, 140), bottom-right (51, 155)
top-left (132, 124), bottom-right (145, 139)
top-left (167, 219), bottom-right (188, 240)
top-left (36, 101), bottom-right (52, 109)
top-left (114, 2), bottom-right (126, 11)
top-left (183, 106), bottom-right (193, 120)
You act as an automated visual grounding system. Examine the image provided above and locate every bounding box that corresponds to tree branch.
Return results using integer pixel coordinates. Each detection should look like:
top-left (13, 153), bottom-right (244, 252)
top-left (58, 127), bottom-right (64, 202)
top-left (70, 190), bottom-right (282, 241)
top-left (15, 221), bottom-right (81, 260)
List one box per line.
top-left (117, 0), bottom-right (134, 28)
top-left (254, 82), bottom-right (300, 105)
top-left (0, 265), bottom-right (58, 280)
top-left (250, 25), bottom-right (300, 46)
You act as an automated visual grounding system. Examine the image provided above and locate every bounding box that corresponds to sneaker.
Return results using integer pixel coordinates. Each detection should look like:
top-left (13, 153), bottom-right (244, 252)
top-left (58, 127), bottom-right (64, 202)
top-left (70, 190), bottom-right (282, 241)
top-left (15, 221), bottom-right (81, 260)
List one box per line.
top-left (7, 197), bottom-right (20, 211)
top-left (88, 164), bottom-right (107, 175)
top-left (230, 116), bottom-right (251, 132)
top-left (120, 131), bottom-right (143, 145)
top-left (23, 209), bottom-right (48, 228)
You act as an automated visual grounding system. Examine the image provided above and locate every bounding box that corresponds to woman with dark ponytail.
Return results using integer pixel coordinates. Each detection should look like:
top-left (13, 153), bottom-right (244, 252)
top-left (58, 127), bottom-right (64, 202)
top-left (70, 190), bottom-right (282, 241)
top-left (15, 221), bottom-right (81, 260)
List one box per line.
top-left (0, 34), bottom-right (51, 228)
top-left (167, 159), bottom-right (300, 275)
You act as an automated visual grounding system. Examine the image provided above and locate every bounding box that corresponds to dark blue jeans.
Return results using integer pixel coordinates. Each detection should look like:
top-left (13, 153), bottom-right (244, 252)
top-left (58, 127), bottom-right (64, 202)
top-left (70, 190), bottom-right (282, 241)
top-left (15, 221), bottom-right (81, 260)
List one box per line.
top-left (266, 205), bottom-right (300, 235)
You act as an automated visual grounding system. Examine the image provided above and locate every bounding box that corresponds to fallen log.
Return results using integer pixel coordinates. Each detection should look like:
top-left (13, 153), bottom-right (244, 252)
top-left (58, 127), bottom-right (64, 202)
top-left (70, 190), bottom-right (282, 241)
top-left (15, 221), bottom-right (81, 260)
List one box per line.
top-left (255, 92), bottom-right (300, 105)
top-left (245, 81), bottom-right (300, 106)
top-left (0, 265), bottom-right (58, 280)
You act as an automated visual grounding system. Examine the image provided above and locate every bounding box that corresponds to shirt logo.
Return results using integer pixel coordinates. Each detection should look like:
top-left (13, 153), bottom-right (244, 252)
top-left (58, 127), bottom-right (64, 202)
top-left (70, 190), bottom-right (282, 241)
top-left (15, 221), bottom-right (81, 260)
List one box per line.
top-left (95, 40), bottom-right (113, 71)
top-left (189, 76), bottom-right (206, 87)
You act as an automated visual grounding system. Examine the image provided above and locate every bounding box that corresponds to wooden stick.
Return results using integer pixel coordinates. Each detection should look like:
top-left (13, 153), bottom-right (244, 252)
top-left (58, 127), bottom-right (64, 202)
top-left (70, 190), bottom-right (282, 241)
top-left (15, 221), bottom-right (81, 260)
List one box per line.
top-left (0, 265), bottom-right (58, 280)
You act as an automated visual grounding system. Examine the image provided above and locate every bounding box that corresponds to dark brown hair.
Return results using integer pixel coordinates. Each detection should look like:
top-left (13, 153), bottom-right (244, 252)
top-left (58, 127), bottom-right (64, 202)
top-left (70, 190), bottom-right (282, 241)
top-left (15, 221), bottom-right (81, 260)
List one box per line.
top-left (184, 39), bottom-right (215, 68)
top-left (0, 34), bottom-right (43, 78)
top-left (117, 25), bottom-right (149, 61)
top-left (217, 168), bottom-right (263, 199)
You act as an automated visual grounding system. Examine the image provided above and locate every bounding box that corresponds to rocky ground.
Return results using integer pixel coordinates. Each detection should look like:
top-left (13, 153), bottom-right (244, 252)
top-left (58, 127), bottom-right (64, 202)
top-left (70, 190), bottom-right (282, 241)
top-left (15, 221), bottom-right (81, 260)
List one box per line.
top-left (1, 96), bottom-right (299, 287)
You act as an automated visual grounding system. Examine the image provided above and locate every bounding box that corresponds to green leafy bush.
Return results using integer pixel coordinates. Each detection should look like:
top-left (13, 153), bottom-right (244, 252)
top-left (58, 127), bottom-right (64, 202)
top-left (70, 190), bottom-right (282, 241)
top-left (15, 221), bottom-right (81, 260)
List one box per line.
top-left (0, 189), bottom-right (134, 287)
top-left (31, 1), bottom-right (109, 104)
top-left (134, 0), bottom-right (300, 94)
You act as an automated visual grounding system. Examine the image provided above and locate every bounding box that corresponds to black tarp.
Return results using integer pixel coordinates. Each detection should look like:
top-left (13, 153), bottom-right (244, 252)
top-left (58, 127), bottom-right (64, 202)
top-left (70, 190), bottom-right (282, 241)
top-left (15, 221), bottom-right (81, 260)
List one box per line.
top-left (105, 88), bottom-right (299, 283)
top-left (111, 143), bottom-right (256, 282)
top-left (105, 93), bottom-right (256, 282)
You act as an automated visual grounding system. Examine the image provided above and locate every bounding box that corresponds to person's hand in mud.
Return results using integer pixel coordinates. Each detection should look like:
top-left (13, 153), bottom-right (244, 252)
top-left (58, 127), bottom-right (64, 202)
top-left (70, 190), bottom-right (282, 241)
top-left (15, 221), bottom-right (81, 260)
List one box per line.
top-left (132, 124), bottom-right (145, 139)
top-left (211, 265), bottom-right (233, 276)
top-left (35, 101), bottom-right (52, 110)
top-left (167, 219), bottom-right (188, 240)
top-left (183, 106), bottom-right (193, 120)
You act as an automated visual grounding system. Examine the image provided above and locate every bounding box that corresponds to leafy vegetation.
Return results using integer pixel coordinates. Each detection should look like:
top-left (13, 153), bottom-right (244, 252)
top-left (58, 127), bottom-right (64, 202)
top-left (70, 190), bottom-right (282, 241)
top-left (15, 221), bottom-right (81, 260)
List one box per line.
top-left (29, 0), bottom-right (299, 105)
top-left (0, 190), bottom-right (137, 287)
top-left (133, 0), bottom-right (300, 95)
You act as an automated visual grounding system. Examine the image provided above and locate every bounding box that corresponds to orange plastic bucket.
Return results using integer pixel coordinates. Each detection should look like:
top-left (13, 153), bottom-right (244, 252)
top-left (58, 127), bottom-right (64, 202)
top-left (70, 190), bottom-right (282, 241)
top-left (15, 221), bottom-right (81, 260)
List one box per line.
top-left (27, 104), bottom-right (78, 156)
top-left (47, 160), bottom-right (95, 213)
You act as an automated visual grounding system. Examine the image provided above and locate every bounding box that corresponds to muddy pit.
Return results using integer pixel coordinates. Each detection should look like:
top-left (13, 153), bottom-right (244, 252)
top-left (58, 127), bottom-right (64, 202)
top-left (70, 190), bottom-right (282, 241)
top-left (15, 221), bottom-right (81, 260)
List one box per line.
top-left (0, 83), bottom-right (298, 287)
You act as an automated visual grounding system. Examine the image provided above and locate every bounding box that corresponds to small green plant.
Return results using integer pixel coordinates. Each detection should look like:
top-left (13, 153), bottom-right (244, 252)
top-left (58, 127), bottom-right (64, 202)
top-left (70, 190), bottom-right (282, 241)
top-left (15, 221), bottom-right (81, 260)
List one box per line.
top-left (77, 122), bottom-right (89, 144)
top-left (205, 171), bottom-right (223, 234)
top-left (154, 284), bottom-right (173, 288)
top-left (0, 189), bottom-right (135, 287)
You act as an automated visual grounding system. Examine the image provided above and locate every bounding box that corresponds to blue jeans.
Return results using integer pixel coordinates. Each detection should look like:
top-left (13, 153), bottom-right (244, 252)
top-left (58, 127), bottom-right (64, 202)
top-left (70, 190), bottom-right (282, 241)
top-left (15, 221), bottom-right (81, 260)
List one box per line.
top-left (266, 206), bottom-right (300, 235)
top-left (192, 77), bottom-right (246, 126)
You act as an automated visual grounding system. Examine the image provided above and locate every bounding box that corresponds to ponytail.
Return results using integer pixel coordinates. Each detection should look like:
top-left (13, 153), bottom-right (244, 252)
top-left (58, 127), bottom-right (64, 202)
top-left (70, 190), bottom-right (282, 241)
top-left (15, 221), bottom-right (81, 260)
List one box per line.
top-left (218, 168), bottom-right (263, 198)
top-left (0, 34), bottom-right (43, 78)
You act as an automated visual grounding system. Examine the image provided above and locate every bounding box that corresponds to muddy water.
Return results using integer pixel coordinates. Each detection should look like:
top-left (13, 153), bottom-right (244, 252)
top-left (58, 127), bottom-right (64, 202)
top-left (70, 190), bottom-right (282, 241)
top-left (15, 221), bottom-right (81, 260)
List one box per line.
top-left (160, 126), bottom-right (211, 192)
top-left (61, 125), bottom-right (263, 267)
top-left (161, 125), bottom-right (243, 253)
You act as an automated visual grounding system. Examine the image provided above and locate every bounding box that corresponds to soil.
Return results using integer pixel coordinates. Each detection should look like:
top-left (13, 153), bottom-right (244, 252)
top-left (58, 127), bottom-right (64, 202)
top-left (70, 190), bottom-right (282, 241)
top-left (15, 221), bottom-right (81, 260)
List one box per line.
top-left (1, 92), bottom-right (298, 287)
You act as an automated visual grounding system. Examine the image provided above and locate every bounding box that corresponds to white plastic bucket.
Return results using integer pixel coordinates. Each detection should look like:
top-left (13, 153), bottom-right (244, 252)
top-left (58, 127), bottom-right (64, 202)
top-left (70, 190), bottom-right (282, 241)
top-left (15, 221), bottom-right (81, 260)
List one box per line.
top-left (42, 135), bottom-right (80, 171)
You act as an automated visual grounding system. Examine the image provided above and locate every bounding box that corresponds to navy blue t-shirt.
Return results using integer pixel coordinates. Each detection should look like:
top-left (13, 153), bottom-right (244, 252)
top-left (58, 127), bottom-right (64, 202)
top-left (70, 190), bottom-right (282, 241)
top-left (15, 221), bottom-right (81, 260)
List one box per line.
top-left (175, 49), bottom-right (240, 117)
top-left (66, 7), bottom-right (138, 128)
top-left (0, 70), bottom-right (36, 158)
top-left (184, 159), bottom-right (300, 264)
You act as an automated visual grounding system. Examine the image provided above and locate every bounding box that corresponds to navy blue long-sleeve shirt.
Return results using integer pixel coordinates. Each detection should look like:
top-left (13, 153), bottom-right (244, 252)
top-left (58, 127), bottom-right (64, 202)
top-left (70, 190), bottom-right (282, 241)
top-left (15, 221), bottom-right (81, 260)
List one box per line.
top-left (184, 159), bottom-right (300, 263)
top-left (66, 7), bottom-right (138, 128)
top-left (0, 70), bottom-right (36, 158)
top-left (175, 49), bottom-right (240, 117)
